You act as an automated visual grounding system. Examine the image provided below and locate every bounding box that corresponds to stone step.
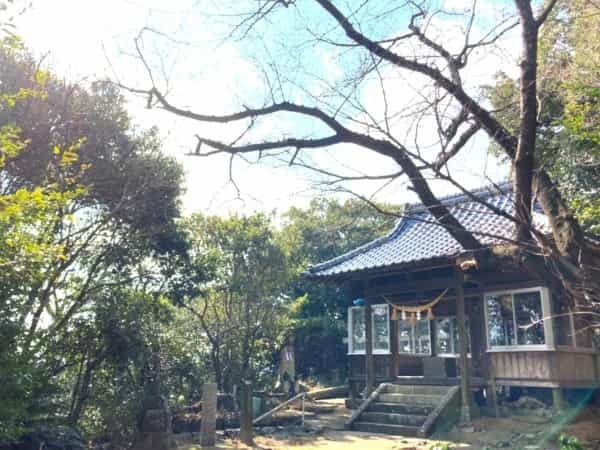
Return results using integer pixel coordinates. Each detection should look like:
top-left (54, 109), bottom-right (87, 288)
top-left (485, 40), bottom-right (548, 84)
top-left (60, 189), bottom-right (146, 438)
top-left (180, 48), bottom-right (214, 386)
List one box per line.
top-left (368, 401), bottom-right (433, 416)
top-left (352, 421), bottom-right (420, 436)
top-left (361, 411), bottom-right (427, 427)
top-left (385, 384), bottom-right (449, 396)
top-left (378, 393), bottom-right (442, 406)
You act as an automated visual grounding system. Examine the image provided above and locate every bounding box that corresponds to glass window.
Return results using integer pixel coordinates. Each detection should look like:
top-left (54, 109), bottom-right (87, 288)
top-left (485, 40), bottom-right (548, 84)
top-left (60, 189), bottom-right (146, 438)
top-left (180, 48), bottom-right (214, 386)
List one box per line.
top-left (514, 292), bottom-right (545, 345)
top-left (487, 294), bottom-right (516, 346)
top-left (435, 317), bottom-right (471, 355)
top-left (415, 320), bottom-right (431, 355)
top-left (551, 299), bottom-right (597, 349)
top-left (436, 317), bottom-right (453, 354)
top-left (348, 305), bottom-right (390, 354)
top-left (398, 321), bottom-right (413, 353)
top-left (552, 301), bottom-right (573, 346)
top-left (372, 304), bottom-right (390, 352)
top-left (350, 307), bottom-right (366, 353)
top-left (574, 315), bottom-right (595, 348)
top-left (397, 319), bottom-right (431, 355)
top-left (485, 289), bottom-right (548, 348)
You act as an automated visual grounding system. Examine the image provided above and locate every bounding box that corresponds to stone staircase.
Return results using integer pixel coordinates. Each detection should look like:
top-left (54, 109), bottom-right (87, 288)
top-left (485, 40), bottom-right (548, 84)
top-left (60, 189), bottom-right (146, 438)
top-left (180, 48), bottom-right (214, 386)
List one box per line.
top-left (348, 383), bottom-right (460, 437)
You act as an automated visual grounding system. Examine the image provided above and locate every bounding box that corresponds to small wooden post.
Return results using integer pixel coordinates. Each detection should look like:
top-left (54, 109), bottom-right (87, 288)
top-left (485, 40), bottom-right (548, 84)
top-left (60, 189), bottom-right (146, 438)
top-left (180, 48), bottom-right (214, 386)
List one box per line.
top-left (301, 394), bottom-right (305, 427)
top-left (200, 382), bottom-right (217, 448)
top-left (390, 309), bottom-right (399, 378)
top-left (240, 380), bottom-right (253, 446)
top-left (365, 298), bottom-right (375, 395)
top-left (552, 388), bottom-right (565, 411)
top-left (456, 281), bottom-right (472, 426)
top-left (488, 378), bottom-right (500, 418)
top-left (232, 384), bottom-right (239, 411)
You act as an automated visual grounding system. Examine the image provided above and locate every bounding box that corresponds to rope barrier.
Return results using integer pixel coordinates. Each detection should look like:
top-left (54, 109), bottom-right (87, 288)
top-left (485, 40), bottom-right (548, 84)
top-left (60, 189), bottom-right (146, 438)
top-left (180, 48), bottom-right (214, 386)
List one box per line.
top-left (383, 288), bottom-right (449, 322)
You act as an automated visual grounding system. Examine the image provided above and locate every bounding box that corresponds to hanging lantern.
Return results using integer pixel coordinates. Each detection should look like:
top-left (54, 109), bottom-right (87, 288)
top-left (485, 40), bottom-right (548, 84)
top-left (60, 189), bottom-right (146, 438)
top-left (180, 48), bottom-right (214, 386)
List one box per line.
top-left (401, 310), bottom-right (407, 321)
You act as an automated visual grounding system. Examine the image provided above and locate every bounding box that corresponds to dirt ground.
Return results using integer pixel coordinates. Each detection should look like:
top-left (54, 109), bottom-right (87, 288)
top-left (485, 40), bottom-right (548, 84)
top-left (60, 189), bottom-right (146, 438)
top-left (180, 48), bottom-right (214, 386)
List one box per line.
top-left (177, 400), bottom-right (600, 450)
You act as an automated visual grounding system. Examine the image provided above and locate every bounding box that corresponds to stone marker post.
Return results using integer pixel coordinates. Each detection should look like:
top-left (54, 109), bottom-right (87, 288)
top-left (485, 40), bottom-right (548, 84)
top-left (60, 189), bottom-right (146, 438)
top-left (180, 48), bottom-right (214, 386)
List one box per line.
top-left (240, 380), bottom-right (253, 446)
top-left (232, 384), bottom-right (239, 411)
top-left (200, 382), bottom-right (217, 447)
top-left (131, 352), bottom-right (177, 450)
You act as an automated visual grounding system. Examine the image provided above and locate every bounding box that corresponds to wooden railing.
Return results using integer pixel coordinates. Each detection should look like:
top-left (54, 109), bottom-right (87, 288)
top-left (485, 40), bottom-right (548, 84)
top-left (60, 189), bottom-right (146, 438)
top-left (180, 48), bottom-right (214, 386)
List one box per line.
top-left (253, 392), bottom-right (307, 426)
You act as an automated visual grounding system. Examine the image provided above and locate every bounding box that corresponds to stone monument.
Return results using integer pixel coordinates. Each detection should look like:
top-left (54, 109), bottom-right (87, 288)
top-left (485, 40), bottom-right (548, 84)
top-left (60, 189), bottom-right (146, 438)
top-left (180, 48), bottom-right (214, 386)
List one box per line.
top-left (200, 382), bottom-right (217, 447)
top-left (131, 352), bottom-right (177, 450)
top-left (239, 380), bottom-right (253, 446)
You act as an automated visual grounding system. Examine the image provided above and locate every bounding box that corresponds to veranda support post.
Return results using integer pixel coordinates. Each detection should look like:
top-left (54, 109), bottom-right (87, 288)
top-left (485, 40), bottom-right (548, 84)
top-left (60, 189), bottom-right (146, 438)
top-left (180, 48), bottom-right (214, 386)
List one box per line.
top-left (456, 280), bottom-right (472, 426)
top-left (365, 298), bottom-right (375, 396)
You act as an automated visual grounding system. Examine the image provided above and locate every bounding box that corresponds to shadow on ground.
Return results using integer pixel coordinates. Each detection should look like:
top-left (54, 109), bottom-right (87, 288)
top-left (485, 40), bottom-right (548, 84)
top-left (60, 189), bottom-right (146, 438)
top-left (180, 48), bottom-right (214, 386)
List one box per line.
top-left (176, 402), bottom-right (600, 450)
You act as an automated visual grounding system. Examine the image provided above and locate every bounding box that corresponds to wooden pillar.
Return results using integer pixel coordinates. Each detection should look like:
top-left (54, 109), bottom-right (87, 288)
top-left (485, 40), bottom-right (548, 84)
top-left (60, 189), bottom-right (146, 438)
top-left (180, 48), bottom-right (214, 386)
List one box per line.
top-left (390, 308), bottom-right (399, 378)
top-left (456, 282), bottom-right (472, 425)
top-left (487, 378), bottom-right (500, 417)
top-left (240, 380), bottom-right (253, 446)
top-left (552, 388), bottom-right (566, 411)
top-left (365, 298), bottom-right (375, 395)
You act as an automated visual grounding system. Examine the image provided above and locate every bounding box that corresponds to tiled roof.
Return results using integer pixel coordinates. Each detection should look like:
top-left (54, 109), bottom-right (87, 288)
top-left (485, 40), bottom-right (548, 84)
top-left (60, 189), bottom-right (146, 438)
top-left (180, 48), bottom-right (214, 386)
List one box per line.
top-left (305, 182), bottom-right (548, 279)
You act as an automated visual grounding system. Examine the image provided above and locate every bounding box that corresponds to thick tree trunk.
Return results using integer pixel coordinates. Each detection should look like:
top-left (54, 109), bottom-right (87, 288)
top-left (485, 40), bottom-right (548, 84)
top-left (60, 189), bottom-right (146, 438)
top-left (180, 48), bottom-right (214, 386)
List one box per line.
top-left (210, 346), bottom-right (223, 391)
top-left (534, 173), bottom-right (600, 305)
top-left (514, 0), bottom-right (539, 243)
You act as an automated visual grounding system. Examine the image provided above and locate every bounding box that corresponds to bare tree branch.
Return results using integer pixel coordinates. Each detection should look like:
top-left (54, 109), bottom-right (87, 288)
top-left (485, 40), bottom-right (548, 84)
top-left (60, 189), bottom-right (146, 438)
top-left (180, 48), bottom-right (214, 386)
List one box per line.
top-left (536, 0), bottom-right (560, 27)
top-left (432, 122), bottom-right (481, 172)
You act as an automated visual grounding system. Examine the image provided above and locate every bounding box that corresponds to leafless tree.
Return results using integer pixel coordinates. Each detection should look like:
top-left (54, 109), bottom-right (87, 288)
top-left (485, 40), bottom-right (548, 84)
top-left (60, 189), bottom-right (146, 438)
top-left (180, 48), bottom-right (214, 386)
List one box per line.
top-left (124, 0), bottom-right (599, 309)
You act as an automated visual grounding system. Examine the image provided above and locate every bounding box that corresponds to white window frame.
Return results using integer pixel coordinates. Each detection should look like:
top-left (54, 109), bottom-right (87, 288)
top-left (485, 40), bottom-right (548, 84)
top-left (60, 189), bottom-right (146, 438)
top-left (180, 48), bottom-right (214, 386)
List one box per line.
top-left (433, 316), bottom-right (471, 358)
top-left (484, 286), bottom-right (555, 352)
top-left (555, 309), bottom-right (599, 353)
top-left (397, 319), bottom-right (432, 356)
top-left (347, 304), bottom-right (391, 355)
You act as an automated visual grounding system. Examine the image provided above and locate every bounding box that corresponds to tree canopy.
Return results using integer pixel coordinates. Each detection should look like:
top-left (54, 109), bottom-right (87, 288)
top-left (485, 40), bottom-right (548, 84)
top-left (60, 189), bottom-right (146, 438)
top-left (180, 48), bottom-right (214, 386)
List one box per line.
top-left (485, 0), bottom-right (599, 233)
top-left (0, 38), bottom-right (187, 446)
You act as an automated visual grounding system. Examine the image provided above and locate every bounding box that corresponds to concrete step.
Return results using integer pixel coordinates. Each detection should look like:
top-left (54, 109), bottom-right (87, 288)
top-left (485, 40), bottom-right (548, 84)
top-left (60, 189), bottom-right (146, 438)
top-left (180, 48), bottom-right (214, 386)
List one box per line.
top-left (361, 411), bottom-right (427, 427)
top-left (352, 421), bottom-right (420, 436)
top-left (378, 393), bottom-right (442, 407)
top-left (368, 401), bottom-right (433, 416)
top-left (385, 384), bottom-right (449, 396)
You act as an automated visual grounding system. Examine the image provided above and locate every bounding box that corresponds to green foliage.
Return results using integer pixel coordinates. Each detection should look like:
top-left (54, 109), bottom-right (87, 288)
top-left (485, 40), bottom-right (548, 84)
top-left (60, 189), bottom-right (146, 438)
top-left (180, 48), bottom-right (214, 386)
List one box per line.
top-left (0, 30), bottom-right (399, 450)
top-left (281, 197), bottom-right (396, 319)
top-left (179, 212), bottom-right (292, 391)
top-left (429, 443), bottom-right (452, 450)
top-left (280, 198), bottom-right (396, 378)
top-left (0, 39), bottom-right (88, 442)
top-left (484, 0), bottom-right (600, 232)
top-left (0, 39), bottom-right (186, 447)
top-left (559, 433), bottom-right (584, 450)
top-left (169, 200), bottom-right (394, 390)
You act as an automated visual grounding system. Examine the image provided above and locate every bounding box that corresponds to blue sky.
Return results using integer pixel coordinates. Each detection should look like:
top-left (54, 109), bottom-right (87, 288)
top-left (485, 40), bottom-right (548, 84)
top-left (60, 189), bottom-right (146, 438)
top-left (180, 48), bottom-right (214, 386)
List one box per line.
top-left (12, 0), bottom-right (523, 216)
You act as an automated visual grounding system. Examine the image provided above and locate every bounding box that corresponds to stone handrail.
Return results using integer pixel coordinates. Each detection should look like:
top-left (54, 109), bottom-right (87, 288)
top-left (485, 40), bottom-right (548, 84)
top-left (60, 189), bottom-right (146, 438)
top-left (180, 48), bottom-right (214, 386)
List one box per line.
top-left (418, 385), bottom-right (460, 437)
top-left (345, 383), bottom-right (388, 428)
